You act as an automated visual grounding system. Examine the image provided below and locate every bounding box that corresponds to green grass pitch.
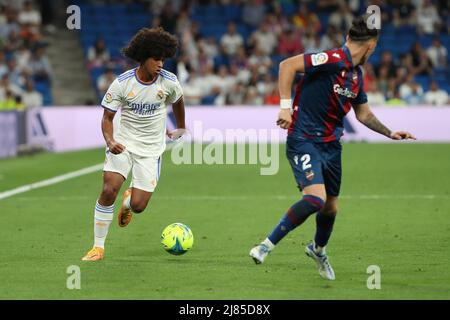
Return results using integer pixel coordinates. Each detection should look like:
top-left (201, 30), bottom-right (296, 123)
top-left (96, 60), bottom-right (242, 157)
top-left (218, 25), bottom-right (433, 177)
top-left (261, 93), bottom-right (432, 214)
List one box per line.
top-left (0, 143), bottom-right (449, 299)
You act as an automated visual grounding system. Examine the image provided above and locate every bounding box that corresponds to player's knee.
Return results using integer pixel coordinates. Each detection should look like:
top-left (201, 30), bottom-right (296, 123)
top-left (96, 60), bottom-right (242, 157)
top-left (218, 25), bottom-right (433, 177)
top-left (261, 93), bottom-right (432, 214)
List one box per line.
top-left (101, 185), bottom-right (119, 200)
top-left (130, 200), bottom-right (147, 214)
top-left (303, 194), bottom-right (326, 211)
top-left (322, 202), bottom-right (338, 215)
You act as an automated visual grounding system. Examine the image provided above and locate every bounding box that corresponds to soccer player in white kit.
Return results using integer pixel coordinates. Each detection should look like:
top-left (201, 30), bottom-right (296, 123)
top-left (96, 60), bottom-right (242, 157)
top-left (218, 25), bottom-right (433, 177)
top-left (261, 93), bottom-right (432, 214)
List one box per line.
top-left (82, 28), bottom-right (186, 261)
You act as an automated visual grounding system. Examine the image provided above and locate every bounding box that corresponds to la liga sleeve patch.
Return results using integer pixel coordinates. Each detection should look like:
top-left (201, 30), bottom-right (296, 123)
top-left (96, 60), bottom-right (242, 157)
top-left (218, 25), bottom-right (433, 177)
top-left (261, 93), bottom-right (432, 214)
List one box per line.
top-left (311, 52), bottom-right (329, 66)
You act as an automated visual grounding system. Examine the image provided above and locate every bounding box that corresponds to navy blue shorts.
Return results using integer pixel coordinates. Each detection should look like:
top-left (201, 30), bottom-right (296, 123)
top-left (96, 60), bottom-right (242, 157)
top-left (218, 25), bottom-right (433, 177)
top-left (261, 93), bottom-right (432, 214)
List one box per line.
top-left (286, 138), bottom-right (342, 196)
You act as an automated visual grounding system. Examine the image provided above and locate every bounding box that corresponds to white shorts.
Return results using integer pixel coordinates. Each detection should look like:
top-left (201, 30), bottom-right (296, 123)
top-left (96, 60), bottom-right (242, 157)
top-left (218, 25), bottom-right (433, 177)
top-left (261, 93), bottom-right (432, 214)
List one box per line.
top-left (103, 149), bottom-right (162, 192)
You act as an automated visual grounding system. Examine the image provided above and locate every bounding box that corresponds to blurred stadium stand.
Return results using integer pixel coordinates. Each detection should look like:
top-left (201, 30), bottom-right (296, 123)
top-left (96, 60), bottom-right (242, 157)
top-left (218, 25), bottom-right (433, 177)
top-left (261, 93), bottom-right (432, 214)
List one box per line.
top-left (2, 0), bottom-right (447, 108)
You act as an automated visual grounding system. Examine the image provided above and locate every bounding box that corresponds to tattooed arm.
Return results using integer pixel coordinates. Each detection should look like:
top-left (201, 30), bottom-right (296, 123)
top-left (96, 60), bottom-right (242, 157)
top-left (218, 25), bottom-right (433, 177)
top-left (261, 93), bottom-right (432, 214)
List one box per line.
top-left (353, 103), bottom-right (416, 140)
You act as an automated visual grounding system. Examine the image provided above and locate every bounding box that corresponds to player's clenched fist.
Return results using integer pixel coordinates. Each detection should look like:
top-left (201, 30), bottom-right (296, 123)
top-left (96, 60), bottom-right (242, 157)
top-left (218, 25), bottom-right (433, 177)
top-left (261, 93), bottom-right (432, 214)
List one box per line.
top-left (277, 109), bottom-right (292, 129)
top-left (107, 140), bottom-right (126, 154)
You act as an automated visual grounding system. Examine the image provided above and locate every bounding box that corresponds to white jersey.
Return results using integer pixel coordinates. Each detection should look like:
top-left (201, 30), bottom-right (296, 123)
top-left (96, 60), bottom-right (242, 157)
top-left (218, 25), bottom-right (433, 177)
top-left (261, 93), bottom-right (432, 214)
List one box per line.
top-left (101, 68), bottom-right (183, 157)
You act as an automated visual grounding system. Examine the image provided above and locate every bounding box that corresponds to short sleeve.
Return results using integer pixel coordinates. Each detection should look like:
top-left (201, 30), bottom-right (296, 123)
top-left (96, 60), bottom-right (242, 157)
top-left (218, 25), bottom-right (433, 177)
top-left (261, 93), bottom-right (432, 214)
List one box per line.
top-left (304, 49), bottom-right (343, 75)
top-left (101, 79), bottom-right (124, 112)
top-left (166, 78), bottom-right (183, 104)
top-left (352, 68), bottom-right (368, 106)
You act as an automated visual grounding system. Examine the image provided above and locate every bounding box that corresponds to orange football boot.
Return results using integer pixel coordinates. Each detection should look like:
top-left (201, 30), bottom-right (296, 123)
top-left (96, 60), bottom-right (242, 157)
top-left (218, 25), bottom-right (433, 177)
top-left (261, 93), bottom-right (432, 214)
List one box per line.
top-left (118, 188), bottom-right (133, 227)
top-left (81, 247), bottom-right (104, 261)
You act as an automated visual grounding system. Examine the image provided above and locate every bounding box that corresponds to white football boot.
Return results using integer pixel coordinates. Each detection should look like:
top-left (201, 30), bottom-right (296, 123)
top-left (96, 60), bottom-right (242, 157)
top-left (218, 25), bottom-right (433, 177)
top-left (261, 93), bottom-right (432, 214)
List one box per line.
top-left (305, 242), bottom-right (335, 280)
top-left (249, 243), bottom-right (272, 264)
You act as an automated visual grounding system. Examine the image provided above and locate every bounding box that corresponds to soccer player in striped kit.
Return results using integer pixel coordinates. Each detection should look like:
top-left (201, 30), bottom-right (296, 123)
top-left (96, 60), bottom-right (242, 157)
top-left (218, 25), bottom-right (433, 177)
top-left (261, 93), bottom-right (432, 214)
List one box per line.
top-left (250, 16), bottom-right (416, 279)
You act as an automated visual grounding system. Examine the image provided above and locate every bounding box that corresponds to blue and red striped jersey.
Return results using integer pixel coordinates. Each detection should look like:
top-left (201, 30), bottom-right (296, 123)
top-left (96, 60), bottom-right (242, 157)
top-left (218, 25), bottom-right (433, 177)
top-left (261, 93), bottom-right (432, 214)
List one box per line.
top-left (288, 45), bottom-right (367, 143)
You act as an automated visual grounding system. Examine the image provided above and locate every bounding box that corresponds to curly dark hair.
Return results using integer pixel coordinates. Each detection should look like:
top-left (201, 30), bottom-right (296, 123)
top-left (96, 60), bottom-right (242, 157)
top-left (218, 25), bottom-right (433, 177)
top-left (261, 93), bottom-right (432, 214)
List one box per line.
top-left (348, 15), bottom-right (379, 42)
top-left (121, 27), bottom-right (178, 63)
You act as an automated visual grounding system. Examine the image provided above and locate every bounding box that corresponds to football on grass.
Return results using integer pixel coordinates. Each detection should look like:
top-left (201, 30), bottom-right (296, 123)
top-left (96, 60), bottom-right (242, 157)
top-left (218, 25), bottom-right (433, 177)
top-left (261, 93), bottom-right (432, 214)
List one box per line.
top-left (161, 223), bottom-right (194, 255)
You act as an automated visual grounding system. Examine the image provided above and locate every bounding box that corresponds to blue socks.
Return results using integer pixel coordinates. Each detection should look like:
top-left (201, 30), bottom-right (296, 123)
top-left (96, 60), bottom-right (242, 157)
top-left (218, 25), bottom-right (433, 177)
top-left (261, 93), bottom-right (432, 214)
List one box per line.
top-left (268, 195), bottom-right (325, 245)
top-left (314, 211), bottom-right (336, 248)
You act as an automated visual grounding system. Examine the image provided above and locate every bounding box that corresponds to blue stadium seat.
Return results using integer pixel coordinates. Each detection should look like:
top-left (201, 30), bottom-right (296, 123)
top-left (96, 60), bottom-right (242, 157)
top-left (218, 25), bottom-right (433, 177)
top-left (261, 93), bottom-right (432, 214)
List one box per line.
top-left (415, 75), bottom-right (430, 91)
top-left (224, 4), bottom-right (242, 22)
top-left (281, 3), bottom-right (297, 16)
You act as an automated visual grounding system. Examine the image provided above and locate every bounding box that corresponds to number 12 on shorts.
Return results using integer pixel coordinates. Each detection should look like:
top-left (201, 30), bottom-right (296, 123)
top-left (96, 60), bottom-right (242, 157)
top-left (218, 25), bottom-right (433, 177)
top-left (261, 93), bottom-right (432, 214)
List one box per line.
top-left (293, 154), bottom-right (312, 170)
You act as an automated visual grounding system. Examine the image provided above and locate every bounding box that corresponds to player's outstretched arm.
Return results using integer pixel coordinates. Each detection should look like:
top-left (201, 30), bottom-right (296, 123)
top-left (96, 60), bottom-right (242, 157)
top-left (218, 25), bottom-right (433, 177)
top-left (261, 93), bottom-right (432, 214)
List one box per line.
top-left (102, 109), bottom-right (125, 154)
top-left (353, 103), bottom-right (416, 140)
top-left (168, 96), bottom-right (186, 140)
top-left (277, 54), bottom-right (305, 130)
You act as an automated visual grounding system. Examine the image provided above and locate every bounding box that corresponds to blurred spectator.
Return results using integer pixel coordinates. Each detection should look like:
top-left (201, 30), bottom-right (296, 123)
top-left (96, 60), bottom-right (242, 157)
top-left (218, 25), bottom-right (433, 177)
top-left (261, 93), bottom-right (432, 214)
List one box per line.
top-left (87, 39), bottom-right (110, 69)
top-left (0, 7), bottom-right (20, 40)
top-left (328, 3), bottom-right (353, 33)
top-left (292, 3), bottom-right (321, 34)
top-left (220, 22), bottom-right (244, 56)
top-left (243, 86), bottom-right (263, 105)
top-left (377, 66), bottom-right (389, 97)
top-left (278, 28), bottom-right (302, 56)
top-left (264, 13), bottom-right (284, 37)
top-left (396, 53), bottom-right (414, 81)
top-left (28, 44), bottom-right (52, 82)
top-left (176, 10), bottom-right (191, 34)
top-left (264, 84), bottom-right (280, 106)
top-left (426, 37), bottom-right (448, 68)
top-left (399, 75), bottom-right (424, 104)
top-left (316, 0), bottom-right (341, 12)
top-left (21, 78), bottom-right (42, 108)
top-left (242, 0), bottom-right (265, 28)
top-left (229, 61), bottom-right (251, 85)
top-left (176, 53), bottom-right (192, 85)
top-left (248, 47), bottom-right (272, 76)
top-left (424, 81), bottom-right (449, 106)
top-left (182, 72), bottom-right (203, 105)
top-left (392, 0), bottom-right (415, 26)
top-left (197, 46), bottom-right (214, 73)
top-left (0, 5), bottom-right (6, 26)
top-left (416, 0), bottom-right (441, 34)
top-left (0, 90), bottom-right (24, 110)
top-left (386, 90), bottom-right (407, 106)
top-left (409, 42), bottom-right (433, 75)
top-left (256, 73), bottom-right (275, 98)
top-left (0, 50), bottom-right (7, 78)
top-left (249, 22), bottom-right (278, 56)
top-left (180, 22), bottom-right (200, 66)
top-left (366, 81), bottom-right (386, 105)
top-left (0, 74), bottom-right (23, 99)
top-left (97, 67), bottom-right (117, 96)
top-left (375, 51), bottom-right (397, 79)
top-left (159, 2), bottom-right (177, 34)
top-left (226, 83), bottom-right (246, 105)
top-left (320, 25), bottom-right (343, 50)
top-left (199, 37), bottom-right (219, 61)
top-left (303, 32), bottom-right (323, 54)
top-left (7, 58), bottom-right (24, 87)
top-left (18, 1), bottom-right (41, 26)
top-left (362, 63), bottom-right (376, 92)
top-left (13, 44), bottom-right (31, 72)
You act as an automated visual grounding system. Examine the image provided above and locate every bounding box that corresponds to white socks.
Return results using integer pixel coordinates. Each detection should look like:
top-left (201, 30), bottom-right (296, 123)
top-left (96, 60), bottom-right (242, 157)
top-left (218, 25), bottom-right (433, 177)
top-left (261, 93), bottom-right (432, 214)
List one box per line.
top-left (94, 201), bottom-right (114, 248)
top-left (263, 238), bottom-right (275, 251)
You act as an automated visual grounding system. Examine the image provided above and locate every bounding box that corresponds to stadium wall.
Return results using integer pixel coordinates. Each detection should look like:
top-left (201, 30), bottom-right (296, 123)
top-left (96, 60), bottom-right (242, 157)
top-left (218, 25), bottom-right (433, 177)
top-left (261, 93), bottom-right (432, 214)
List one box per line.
top-left (2, 106), bottom-right (449, 156)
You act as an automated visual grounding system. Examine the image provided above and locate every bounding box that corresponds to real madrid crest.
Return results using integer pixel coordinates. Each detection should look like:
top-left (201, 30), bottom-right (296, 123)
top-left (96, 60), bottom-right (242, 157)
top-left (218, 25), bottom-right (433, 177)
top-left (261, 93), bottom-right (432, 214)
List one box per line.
top-left (157, 89), bottom-right (165, 100)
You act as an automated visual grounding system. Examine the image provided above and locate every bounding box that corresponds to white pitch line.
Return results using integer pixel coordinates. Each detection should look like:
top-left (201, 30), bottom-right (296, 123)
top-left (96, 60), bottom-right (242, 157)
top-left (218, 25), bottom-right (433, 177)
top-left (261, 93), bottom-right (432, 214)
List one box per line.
top-left (0, 163), bottom-right (103, 201)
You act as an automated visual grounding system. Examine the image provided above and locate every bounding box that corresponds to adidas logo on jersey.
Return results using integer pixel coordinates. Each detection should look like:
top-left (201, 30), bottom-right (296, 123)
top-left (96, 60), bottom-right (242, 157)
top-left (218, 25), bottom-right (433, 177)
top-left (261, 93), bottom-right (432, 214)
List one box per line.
top-left (333, 84), bottom-right (357, 99)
